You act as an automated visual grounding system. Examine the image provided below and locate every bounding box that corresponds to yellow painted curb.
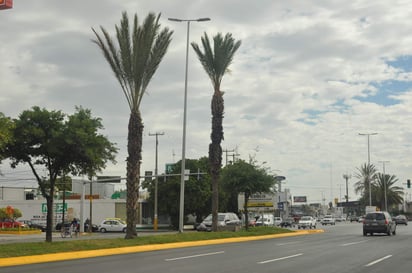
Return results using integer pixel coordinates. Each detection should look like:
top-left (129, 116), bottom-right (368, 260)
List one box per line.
top-left (0, 229), bottom-right (42, 235)
top-left (0, 229), bottom-right (324, 267)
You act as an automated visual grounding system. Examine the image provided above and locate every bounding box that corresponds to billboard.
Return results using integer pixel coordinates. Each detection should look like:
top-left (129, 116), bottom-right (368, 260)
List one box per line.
top-left (293, 196), bottom-right (307, 203)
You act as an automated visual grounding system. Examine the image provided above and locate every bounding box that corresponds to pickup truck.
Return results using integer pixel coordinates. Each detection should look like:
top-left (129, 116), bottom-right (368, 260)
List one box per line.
top-left (321, 215), bottom-right (336, 225)
top-left (298, 216), bottom-right (317, 229)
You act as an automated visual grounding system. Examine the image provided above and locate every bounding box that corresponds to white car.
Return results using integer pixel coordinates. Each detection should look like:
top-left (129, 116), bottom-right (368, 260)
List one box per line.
top-left (321, 215), bottom-right (336, 225)
top-left (98, 219), bottom-right (127, 233)
top-left (298, 216), bottom-right (317, 229)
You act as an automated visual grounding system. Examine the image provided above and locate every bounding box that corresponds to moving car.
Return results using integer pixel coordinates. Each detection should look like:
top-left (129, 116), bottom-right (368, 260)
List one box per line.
top-left (363, 211), bottom-right (396, 236)
top-left (393, 215), bottom-right (408, 225)
top-left (280, 217), bottom-right (295, 228)
top-left (98, 219), bottom-right (127, 233)
top-left (298, 216), bottom-right (317, 229)
top-left (197, 212), bottom-right (241, 231)
top-left (321, 215), bottom-right (336, 225)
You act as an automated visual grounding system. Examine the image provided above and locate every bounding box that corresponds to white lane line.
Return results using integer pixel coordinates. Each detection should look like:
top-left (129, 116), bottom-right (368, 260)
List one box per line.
top-left (277, 241), bottom-right (302, 246)
top-left (165, 251), bottom-right (225, 261)
top-left (341, 240), bottom-right (368, 246)
top-left (365, 255), bottom-right (392, 267)
top-left (258, 253), bottom-right (303, 264)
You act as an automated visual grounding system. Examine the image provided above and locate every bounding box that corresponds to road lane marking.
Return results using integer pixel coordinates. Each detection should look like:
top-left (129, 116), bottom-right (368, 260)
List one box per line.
top-left (165, 251), bottom-right (225, 261)
top-left (341, 240), bottom-right (368, 246)
top-left (258, 253), bottom-right (303, 264)
top-left (365, 255), bottom-right (392, 267)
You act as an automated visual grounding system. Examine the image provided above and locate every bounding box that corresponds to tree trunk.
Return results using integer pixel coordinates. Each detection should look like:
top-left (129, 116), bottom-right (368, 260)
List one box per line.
top-left (210, 90), bottom-right (224, 232)
top-left (244, 192), bottom-right (249, 231)
top-left (125, 110), bottom-right (143, 239)
top-left (45, 196), bottom-right (53, 242)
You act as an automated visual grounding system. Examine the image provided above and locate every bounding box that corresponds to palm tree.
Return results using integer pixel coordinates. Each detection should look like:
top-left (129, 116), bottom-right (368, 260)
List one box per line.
top-left (191, 33), bottom-right (241, 231)
top-left (372, 173), bottom-right (403, 211)
top-left (354, 163), bottom-right (377, 206)
top-left (92, 12), bottom-right (173, 239)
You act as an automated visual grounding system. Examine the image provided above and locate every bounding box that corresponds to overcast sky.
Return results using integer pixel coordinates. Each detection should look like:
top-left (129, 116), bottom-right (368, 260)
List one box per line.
top-left (1, 0), bottom-right (412, 205)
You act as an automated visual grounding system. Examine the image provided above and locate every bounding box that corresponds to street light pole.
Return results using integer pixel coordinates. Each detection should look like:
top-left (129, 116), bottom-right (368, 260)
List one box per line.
top-left (359, 132), bottom-right (377, 206)
top-left (168, 17), bottom-right (210, 233)
top-left (378, 160), bottom-right (390, 211)
top-left (149, 132), bottom-right (164, 231)
top-left (343, 174), bottom-right (351, 214)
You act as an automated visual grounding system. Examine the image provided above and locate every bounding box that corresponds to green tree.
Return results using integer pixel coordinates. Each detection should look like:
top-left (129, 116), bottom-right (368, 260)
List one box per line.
top-left (4, 106), bottom-right (117, 242)
top-left (92, 12), bottom-right (173, 239)
top-left (191, 33), bottom-right (241, 231)
top-left (372, 173), bottom-right (403, 211)
top-left (0, 113), bottom-right (14, 169)
top-left (354, 163), bottom-right (378, 206)
top-left (220, 159), bottom-right (276, 230)
top-left (142, 157), bottom-right (211, 228)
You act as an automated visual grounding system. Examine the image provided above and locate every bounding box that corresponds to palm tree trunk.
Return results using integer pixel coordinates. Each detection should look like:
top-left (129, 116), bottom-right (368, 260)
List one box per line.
top-left (210, 91), bottom-right (224, 232)
top-left (125, 110), bottom-right (143, 239)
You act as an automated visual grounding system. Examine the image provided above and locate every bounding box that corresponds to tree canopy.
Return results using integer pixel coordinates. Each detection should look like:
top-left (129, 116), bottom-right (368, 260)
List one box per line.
top-left (2, 106), bottom-right (117, 242)
top-left (221, 159), bottom-right (276, 230)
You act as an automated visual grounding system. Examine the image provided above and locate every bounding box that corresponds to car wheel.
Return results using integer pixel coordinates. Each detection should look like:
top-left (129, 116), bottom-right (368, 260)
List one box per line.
top-left (122, 227), bottom-right (127, 233)
top-left (363, 231), bottom-right (367, 236)
top-left (100, 228), bottom-right (106, 233)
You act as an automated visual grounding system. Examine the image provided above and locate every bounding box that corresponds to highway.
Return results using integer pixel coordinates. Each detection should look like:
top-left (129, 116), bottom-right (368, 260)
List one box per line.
top-left (2, 222), bottom-right (412, 273)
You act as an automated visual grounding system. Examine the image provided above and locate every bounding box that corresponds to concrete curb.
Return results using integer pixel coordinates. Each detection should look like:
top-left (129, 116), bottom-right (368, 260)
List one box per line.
top-left (0, 229), bottom-right (324, 267)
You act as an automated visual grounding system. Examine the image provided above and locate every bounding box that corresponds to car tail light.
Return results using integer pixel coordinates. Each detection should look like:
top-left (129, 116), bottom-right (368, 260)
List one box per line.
top-left (385, 219), bottom-right (388, 225)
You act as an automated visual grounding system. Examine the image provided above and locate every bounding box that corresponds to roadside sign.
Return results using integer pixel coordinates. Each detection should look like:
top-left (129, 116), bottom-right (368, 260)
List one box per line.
top-left (42, 203), bottom-right (67, 213)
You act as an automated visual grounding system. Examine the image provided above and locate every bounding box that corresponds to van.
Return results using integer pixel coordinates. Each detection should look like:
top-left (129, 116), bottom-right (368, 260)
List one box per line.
top-left (255, 214), bottom-right (275, 226)
top-left (197, 212), bottom-right (241, 231)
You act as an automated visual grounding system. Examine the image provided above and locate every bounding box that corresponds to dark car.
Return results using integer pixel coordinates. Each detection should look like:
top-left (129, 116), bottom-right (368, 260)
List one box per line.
top-left (21, 220), bottom-right (47, 231)
top-left (393, 215), bottom-right (408, 225)
top-left (363, 211), bottom-right (396, 236)
top-left (55, 221), bottom-right (98, 232)
top-left (280, 217), bottom-right (295, 228)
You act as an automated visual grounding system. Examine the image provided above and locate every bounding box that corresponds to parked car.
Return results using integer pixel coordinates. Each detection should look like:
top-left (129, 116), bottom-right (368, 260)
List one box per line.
top-left (348, 215), bottom-right (359, 222)
top-left (274, 217), bottom-right (282, 226)
top-left (393, 215), bottom-right (408, 225)
top-left (0, 219), bottom-right (26, 228)
top-left (321, 215), bottom-right (336, 225)
top-left (298, 216), bottom-right (317, 229)
top-left (20, 220), bottom-right (46, 231)
top-left (280, 217), bottom-right (295, 228)
top-left (98, 219), bottom-right (127, 233)
top-left (363, 211), bottom-right (396, 236)
top-left (196, 212), bottom-right (241, 231)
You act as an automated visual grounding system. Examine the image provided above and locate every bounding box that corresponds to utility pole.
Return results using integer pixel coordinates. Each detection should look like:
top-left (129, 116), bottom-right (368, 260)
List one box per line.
top-left (223, 148), bottom-right (235, 165)
top-left (378, 160), bottom-right (390, 211)
top-left (359, 132), bottom-right (378, 206)
top-left (343, 174), bottom-right (351, 214)
top-left (149, 132), bottom-right (164, 231)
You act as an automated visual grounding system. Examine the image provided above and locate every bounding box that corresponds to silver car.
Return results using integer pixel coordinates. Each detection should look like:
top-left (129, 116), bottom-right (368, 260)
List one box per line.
top-left (98, 219), bottom-right (127, 233)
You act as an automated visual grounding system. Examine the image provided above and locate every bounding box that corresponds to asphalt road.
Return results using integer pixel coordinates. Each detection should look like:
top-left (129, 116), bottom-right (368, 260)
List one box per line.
top-left (1, 222), bottom-right (412, 273)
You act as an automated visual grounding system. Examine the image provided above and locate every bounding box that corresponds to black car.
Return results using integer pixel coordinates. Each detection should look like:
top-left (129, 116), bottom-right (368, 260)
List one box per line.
top-left (363, 211), bottom-right (396, 236)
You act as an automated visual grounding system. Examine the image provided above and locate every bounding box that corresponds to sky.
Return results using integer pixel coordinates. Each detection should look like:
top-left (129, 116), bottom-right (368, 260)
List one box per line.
top-left (1, 0), bottom-right (412, 206)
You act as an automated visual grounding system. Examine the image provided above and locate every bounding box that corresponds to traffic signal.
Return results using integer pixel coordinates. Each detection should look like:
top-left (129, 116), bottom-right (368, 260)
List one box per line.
top-left (407, 179), bottom-right (411, 189)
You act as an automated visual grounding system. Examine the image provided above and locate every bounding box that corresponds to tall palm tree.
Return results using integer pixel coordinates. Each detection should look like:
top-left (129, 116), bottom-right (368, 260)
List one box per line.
top-left (354, 163), bottom-right (377, 206)
top-left (191, 33), bottom-right (241, 231)
top-left (373, 173), bottom-right (403, 211)
top-left (92, 12), bottom-right (173, 239)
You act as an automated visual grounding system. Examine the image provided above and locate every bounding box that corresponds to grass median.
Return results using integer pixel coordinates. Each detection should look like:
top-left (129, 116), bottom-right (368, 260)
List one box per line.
top-left (0, 227), bottom-right (294, 258)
